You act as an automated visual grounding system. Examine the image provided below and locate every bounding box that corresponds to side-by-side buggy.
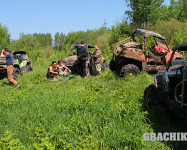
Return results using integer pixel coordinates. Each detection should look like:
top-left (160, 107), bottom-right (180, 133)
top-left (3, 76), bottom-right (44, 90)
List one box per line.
top-left (144, 42), bottom-right (187, 120)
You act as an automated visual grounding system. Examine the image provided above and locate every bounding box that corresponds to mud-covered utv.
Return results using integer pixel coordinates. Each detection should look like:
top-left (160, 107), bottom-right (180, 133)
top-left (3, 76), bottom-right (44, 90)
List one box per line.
top-left (110, 29), bottom-right (182, 78)
top-left (0, 51), bottom-right (32, 79)
top-left (144, 42), bottom-right (187, 120)
top-left (62, 47), bottom-right (108, 77)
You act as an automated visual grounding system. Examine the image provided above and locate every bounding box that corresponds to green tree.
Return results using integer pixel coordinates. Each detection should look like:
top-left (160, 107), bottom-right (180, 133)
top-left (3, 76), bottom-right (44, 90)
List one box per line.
top-left (59, 33), bottom-right (66, 50)
top-left (150, 4), bottom-right (169, 24)
top-left (150, 0), bottom-right (187, 25)
top-left (178, 0), bottom-right (187, 21)
top-left (33, 33), bottom-right (52, 47)
top-left (149, 18), bottom-right (186, 47)
top-left (110, 21), bottom-right (131, 47)
top-left (97, 32), bottom-right (112, 59)
top-left (46, 33), bottom-right (53, 47)
top-left (125, 0), bottom-right (164, 27)
top-left (54, 32), bottom-right (60, 50)
top-left (54, 32), bottom-right (66, 51)
top-left (10, 34), bottom-right (45, 61)
top-left (0, 24), bottom-right (10, 49)
top-left (168, 0), bottom-right (180, 19)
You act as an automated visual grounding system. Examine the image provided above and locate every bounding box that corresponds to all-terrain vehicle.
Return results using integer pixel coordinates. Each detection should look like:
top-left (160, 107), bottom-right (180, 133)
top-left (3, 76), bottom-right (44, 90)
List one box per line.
top-left (110, 29), bottom-right (182, 78)
top-left (144, 42), bottom-right (187, 120)
top-left (62, 47), bottom-right (108, 77)
top-left (0, 51), bottom-right (32, 79)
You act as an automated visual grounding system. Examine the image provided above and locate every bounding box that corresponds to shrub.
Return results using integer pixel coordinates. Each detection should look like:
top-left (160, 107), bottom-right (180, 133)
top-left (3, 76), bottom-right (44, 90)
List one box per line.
top-left (10, 35), bottom-right (46, 61)
top-left (0, 24), bottom-right (10, 48)
top-left (149, 18), bottom-right (187, 48)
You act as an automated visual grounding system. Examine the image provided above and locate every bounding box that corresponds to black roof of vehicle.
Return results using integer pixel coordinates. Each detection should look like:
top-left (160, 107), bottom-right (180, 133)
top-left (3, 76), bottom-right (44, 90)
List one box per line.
top-left (172, 42), bottom-right (187, 51)
top-left (133, 29), bottom-right (166, 40)
top-left (13, 51), bottom-right (27, 55)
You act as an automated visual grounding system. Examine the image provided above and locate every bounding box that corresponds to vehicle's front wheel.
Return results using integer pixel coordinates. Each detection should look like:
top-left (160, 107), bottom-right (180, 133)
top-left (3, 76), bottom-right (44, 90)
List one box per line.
top-left (0, 70), bottom-right (6, 80)
top-left (120, 64), bottom-right (140, 78)
top-left (109, 59), bottom-right (117, 71)
top-left (27, 63), bottom-right (33, 71)
top-left (13, 67), bottom-right (21, 79)
top-left (102, 62), bottom-right (109, 70)
top-left (144, 84), bottom-right (156, 108)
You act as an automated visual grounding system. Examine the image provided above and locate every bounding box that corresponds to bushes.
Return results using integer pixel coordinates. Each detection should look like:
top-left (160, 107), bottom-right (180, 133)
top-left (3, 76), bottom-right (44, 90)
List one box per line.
top-left (96, 31), bottom-right (112, 59)
top-left (149, 18), bottom-right (187, 48)
top-left (0, 24), bottom-right (10, 49)
top-left (0, 131), bottom-right (24, 149)
top-left (110, 21), bottom-right (131, 46)
top-left (10, 35), bottom-right (46, 61)
top-left (148, 18), bottom-right (187, 57)
top-left (42, 46), bottom-right (54, 58)
top-left (174, 22), bottom-right (187, 46)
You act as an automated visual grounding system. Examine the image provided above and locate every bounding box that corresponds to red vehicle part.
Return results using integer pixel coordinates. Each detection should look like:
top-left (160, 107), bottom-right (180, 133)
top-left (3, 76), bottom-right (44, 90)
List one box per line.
top-left (165, 51), bottom-right (182, 64)
top-left (155, 43), bottom-right (170, 54)
top-left (151, 43), bottom-right (182, 64)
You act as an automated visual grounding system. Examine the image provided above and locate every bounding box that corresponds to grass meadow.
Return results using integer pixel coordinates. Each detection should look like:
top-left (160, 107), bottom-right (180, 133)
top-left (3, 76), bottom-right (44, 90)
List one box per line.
top-left (0, 63), bottom-right (186, 149)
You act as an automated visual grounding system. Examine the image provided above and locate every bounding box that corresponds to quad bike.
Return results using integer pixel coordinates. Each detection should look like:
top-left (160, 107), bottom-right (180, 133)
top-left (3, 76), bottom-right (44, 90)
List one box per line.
top-left (0, 51), bottom-right (32, 79)
top-left (110, 29), bottom-right (182, 78)
top-left (144, 42), bottom-right (187, 120)
top-left (62, 47), bottom-right (108, 77)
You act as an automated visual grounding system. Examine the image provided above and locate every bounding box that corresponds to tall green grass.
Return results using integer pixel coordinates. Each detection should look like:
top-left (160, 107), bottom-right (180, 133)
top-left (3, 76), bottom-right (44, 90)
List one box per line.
top-left (0, 65), bottom-right (170, 149)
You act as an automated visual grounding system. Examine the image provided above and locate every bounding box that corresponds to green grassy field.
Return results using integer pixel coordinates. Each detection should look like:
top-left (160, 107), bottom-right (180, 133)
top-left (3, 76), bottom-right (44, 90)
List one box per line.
top-left (0, 64), bottom-right (186, 149)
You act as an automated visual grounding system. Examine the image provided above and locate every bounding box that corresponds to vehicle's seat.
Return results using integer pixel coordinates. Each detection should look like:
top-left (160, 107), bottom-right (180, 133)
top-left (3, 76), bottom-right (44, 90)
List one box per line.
top-left (147, 48), bottom-right (164, 65)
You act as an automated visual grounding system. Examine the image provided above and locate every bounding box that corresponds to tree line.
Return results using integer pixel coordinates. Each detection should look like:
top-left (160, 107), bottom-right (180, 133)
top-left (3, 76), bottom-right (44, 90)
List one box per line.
top-left (0, 0), bottom-right (186, 61)
top-left (125, 0), bottom-right (186, 27)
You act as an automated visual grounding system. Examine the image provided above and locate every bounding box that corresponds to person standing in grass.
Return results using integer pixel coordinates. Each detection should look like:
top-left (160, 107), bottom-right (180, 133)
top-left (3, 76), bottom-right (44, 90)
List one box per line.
top-left (90, 45), bottom-right (102, 75)
top-left (1, 48), bottom-right (20, 87)
top-left (71, 41), bottom-right (96, 77)
top-left (46, 61), bottom-right (58, 81)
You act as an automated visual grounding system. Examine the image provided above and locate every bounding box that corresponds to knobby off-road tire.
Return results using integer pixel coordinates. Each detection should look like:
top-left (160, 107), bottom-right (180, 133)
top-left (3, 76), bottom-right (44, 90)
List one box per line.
top-left (0, 71), bottom-right (6, 80)
top-left (145, 85), bottom-right (167, 114)
top-left (109, 59), bottom-right (117, 71)
top-left (144, 84), bottom-right (156, 108)
top-left (102, 62), bottom-right (109, 70)
top-left (155, 87), bottom-right (167, 114)
top-left (120, 64), bottom-right (140, 78)
top-left (27, 63), bottom-right (33, 72)
top-left (13, 67), bottom-right (21, 79)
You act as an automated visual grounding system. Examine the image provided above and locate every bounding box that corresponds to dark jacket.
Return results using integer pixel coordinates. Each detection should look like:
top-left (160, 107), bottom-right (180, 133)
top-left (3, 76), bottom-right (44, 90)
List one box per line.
top-left (74, 45), bottom-right (88, 61)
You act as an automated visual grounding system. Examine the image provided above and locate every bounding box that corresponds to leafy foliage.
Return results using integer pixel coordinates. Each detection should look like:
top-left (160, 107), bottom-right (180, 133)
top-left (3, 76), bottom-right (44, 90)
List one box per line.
top-left (125, 0), bottom-right (186, 28)
top-left (33, 33), bottom-right (53, 47)
top-left (125, 0), bottom-right (164, 27)
top-left (0, 131), bottom-right (24, 149)
top-left (0, 24), bottom-right (10, 49)
top-left (10, 34), bottom-right (46, 61)
top-left (149, 18), bottom-right (187, 48)
top-left (54, 32), bottom-right (66, 51)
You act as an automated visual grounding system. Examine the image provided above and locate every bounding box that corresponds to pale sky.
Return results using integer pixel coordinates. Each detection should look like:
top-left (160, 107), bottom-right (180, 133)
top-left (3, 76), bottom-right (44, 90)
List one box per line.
top-left (0, 0), bottom-right (171, 40)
